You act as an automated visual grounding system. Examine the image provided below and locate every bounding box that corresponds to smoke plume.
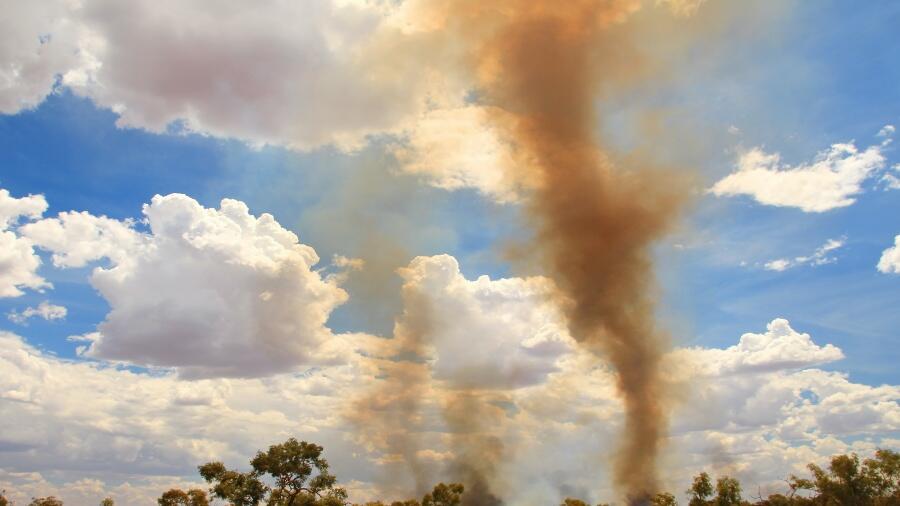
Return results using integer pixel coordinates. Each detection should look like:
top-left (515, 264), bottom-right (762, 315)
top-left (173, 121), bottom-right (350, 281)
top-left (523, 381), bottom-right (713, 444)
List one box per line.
top-left (350, 0), bottom-right (701, 501)
top-left (435, 0), bottom-right (692, 501)
top-left (443, 392), bottom-right (505, 506)
top-left (347, 282), bottom-right (435, 497)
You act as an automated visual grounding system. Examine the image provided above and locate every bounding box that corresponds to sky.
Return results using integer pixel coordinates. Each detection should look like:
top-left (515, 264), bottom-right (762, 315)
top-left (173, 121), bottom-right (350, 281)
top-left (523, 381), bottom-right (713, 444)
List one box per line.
top-left (0, 0), bottom-right (899, 504)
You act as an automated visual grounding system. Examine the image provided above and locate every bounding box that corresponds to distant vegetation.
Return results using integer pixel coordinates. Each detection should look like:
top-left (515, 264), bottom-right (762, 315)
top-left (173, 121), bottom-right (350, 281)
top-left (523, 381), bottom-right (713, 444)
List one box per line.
top-left (1, 440), bottom-right (896, 505)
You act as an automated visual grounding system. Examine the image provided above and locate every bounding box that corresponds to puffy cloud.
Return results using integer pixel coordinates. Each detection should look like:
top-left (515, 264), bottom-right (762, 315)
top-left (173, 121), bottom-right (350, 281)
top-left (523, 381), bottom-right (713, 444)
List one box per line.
top-left (0, 0), bottom-right (465, 150)
top-left (680, 318), bottom-right (844, 376)
top-left (23, 193), bottom-right (350, 378)
top-left (710, 139), bottom-right (888, 212)
top-left (20, 210), bottom-right (144, 270)
top-left (763, 237), bottom-right (845, 272)
top-left (0, 189), bottom-right (48, 228)
top-left (877, 234), bottom-right (900, 274)
top-left (0, 189), bottom-right (49, 297)
top-left (7, 300), bottom-right (67, 325)
top-left (0, 0), bottom-right (85, 113)
top-left (392, 106), bottom-right (532, 203)
top-left (398, 254), bottom-right (573, 389)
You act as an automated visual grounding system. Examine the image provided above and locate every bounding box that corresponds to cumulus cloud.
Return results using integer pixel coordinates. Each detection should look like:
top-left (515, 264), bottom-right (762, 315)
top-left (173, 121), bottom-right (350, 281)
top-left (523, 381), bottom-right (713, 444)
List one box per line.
top-left (392, 106), bottom-right (532, 203)
top-left (877, 235), bottom-right (900, 274)
top-left (0, 0), bottom-right (468, 150)
top-left (0, 189), bottom-right (49, 297)
top-left (0, 1), bottom-right (86, 113)
top-left (20, 210), bottom-right (144, 271)
top-left (679, 318), bottom-right (844, 376)
top-left (763, 237), bottom-right (845, 272)
top-left (7, 300), bottom-right (67, 325)
top-left (22, 193), bottom-right (350, 378)
top-left (398, 254), bottom-right (573, 389)
top-left (710, 138), bottom-right (888, 212)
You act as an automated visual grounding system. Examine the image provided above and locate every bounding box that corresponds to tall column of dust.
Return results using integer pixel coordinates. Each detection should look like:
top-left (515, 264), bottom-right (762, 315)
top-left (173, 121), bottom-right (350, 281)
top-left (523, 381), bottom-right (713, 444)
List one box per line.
top-left (447, 1), bottom-right (691, 502)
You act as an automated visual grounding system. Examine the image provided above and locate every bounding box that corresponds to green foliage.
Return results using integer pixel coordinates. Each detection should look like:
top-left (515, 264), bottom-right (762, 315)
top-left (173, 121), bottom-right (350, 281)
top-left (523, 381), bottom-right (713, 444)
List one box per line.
top-left (421, 483), bottom-right (464, 506)
top-left (157, 488), bottom-right (210, 506)
top-left (29, 498), bottom-right (64, 506)
top-left (714, 476), bottom-right (741, 506)
top-left (651, 492), bottom-right (678, 506)
top-left (198, 461), bottom-right (267, 506)
top-left (803, 449), bottom-right (900, 506)
top-left (16, 441), bottom-right (896, 506)
top-left (199, 438), bottom-right (347, 506)
top-left (688, 472), bottom-right (714, 506)
top-left (253, 438), bottom-right (348, 506)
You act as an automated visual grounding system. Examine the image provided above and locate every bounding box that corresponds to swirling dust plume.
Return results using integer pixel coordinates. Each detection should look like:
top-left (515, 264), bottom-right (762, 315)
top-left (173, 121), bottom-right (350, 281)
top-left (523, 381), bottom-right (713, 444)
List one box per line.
top-left (444, 1), bottom-right (691, 502)
top-left (350, 1), bottom-right (699, 503)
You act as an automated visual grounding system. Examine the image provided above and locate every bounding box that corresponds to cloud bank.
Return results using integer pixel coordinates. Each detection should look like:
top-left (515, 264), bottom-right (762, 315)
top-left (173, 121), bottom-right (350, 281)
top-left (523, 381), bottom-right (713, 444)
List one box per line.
top-left (1, 314), bottom-right (896, 505)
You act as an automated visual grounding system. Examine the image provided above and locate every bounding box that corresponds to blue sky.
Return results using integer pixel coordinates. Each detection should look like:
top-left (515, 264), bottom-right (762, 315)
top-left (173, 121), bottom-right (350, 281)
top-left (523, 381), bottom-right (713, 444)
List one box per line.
top-left (0, 1), bottom-right (899, 504)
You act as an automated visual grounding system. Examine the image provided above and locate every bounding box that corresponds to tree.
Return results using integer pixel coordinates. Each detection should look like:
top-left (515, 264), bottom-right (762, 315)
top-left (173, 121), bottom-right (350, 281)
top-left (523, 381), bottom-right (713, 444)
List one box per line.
top-left (100, 498), bottom-right (115, 506)
top-left (808, 453), bottom-right (870, 504)
top-left (688, 472), bottom-right (713, 506)
top-left (560, 499), bottom-right (589, 506)
top-left (651, 492), bottom-right (678, 506)
top-left (29, 498), bottom-right (64, 506)
top-left (714, 476), bottom-right (741, 506)
top-left (862, 448), bottom-right (900, 502)
top-left (198, 461), bottom-right (267, 506)
top-left (157, 488), bottom-right (210, 506)
top-left (251, 438), bottom-right (347, 506)
top-left (199, 438), bottom-right (347, 506)
top-left (421, 483), bottom-right (464, 506)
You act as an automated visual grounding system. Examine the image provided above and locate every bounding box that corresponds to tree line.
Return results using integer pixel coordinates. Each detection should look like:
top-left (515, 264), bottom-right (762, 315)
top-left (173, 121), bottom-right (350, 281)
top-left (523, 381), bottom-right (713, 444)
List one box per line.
top-left (2, 439), bottom-right (896, 505)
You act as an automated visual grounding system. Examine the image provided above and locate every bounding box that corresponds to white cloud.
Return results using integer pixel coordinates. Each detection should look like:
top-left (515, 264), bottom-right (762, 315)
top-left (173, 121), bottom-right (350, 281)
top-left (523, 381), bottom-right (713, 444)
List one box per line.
top-left (7, 300), bottom-right (67, 325)
top-left (22, 193), bottom-right (351, 378)
top-left (763, 237), bottom-right (845, 271)
top-left (393, 106), bottom-right (532, 203)
top-left (710, 139), bottom-right (888, 212)
top-left (20, 210), bottom-right (144, 270)
top-left (0, 1), bottom-right (86, 113)
top-left (880, 163), bottom-right (900, 190)
top-left (0, 330), bottom-right (366, 505)
top-left (0, 0), bottom-right (469, 151)
top-left (677, 318), bottom-right (844, 376)
top-left (877, 124), bottom-right (895, 138)
top-left (0, 189), bottom-right (49, 297)
top-left (398, 254), bottom-right (573, 389)
top-left (0, 280), bottom-right (897, 505)
top-left (0, 189), bottom-right (47, 228)
top-left (876, 235), bottom-right (900, 274)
